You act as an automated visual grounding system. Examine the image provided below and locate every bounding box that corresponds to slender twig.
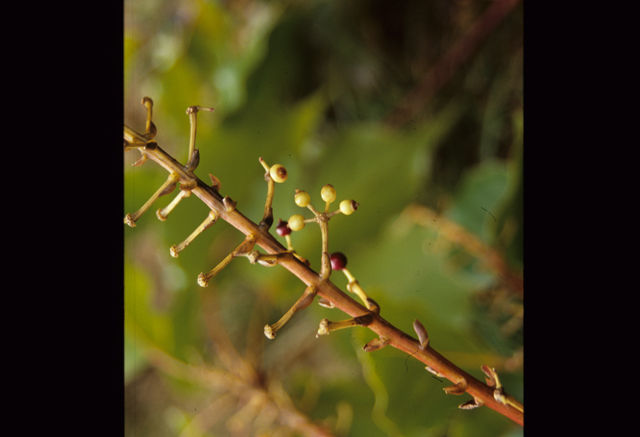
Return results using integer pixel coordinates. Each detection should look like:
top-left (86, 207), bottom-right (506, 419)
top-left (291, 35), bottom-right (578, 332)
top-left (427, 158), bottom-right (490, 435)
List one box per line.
top-left (385, 0), bottom-right (521, 126)
top-left (123, 126), bottom-right (523, 426)
top-left (400, 204), bottom-right (523, 297)
top-left (142, 340), bottom-right (334, 437)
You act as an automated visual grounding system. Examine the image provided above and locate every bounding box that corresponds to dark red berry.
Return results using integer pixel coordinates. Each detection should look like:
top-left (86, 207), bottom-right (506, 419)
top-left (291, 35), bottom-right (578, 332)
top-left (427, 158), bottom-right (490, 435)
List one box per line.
top-left (276, 219), bottom-right (291, 236)
top-left (330, 252), bottom-right (347, 270)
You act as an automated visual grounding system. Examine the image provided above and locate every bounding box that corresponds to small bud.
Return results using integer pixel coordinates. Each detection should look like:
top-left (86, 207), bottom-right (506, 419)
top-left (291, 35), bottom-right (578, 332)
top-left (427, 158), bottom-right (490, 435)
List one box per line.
top-left (317, 297), bottom-right (335, 308)
top-left (276, 219), bottom-right (291, 236)
top-left (269, 164), bottom-right (288, 183)
top-left (264, 325), bottom-right (276, 340)
top-left (459, 398), bottom-right (484, 410)
top-left (223, 196), bottom-right (237, 212)
top-left (330, 252), bottom-right (347, 270)
top-left (479, 365), bottom-right (516, 409)
top-left (424, 365), bottom-right (445, 378)
top-left (339, 199), bottom-right (359, 215)
top-left (317, 318), bottom-right (331, 336)
top-left (294, 190), bottom-right (311, 207)
top-left (363, 336), bottom-right (390, 352)
top-left (208, 173), bottom-right (221, 189)
top-left (123, 214), bottom-right (136, 228)
top-left (493, 388), bottom-right (508, 405)
top-left (481, 365), bottom-right (500, 389)
top-left (288, 214), bottom-right (305, 231)
top-left (320, 184), bottom-right (336, 203)
top-left (443, 381), bottom-right (467, 396)
top-left (412, 319), bottom-right (429, 350)
top-left (197, 272), bottom-right (209, 288)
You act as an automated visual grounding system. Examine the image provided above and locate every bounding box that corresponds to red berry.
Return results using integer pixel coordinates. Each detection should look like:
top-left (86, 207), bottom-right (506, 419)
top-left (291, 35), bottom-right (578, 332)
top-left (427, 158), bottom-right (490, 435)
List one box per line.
top-left (330, 252), bottom-right (347, 270)
top-left (276, 219), bottom-right (291, 236)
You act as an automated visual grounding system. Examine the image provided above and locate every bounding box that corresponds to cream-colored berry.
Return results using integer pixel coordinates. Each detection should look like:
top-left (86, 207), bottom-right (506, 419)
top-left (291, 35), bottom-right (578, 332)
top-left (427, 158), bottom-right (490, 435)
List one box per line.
top-left (288, 214), bottom-right (305, 231)
top-left (320, 184), bottom-right (336, 203)
top-left (339, 199), bottom-right (358, 215)
top-left (294, 190), bottom-right (311, 207)
top-left (269, 164), bottom-right (288, 183)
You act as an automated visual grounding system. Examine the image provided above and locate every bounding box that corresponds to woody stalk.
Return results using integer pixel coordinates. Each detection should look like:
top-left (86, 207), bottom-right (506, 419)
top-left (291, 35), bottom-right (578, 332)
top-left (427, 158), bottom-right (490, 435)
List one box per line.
top-left (124, 97), bottom-right (524, 426)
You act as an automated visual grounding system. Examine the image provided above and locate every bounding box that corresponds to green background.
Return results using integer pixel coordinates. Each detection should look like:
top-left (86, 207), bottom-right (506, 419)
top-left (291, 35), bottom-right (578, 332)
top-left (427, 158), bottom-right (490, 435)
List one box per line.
top-left (124, 0), bottom-right (523, 435)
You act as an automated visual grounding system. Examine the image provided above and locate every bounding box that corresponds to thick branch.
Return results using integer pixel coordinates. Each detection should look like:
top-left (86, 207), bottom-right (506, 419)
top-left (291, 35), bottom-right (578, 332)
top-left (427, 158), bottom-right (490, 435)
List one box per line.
top-left (124, 129), bottom-right (524, 426)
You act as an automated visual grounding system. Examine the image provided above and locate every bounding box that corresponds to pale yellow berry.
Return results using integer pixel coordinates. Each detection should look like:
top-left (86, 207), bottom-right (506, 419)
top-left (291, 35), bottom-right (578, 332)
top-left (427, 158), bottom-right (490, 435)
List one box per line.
top-left (320, 184), bottom-right (336, 203)
top-left (288, 214), bottom-right (305, 231)
top-left (339, 199), bottom-right (359, 215)
top-left (294, 190), bottom-right (311, 207)
top-left (269, 164), bottom-right (288, 183)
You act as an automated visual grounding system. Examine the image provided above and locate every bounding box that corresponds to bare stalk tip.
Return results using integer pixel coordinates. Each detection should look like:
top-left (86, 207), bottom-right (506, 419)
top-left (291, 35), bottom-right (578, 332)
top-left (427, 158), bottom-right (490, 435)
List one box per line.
top-left (197, 273), bottom-right (209, 288)
top-left (124, 214), bottom-right (136, 228)
top-left (264, 324), bottom-right (276, 340)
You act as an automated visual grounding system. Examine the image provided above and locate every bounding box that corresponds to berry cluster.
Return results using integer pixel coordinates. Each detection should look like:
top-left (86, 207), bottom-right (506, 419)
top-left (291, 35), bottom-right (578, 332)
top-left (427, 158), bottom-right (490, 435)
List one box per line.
top-left (262, 182), bottom-right (381, 340)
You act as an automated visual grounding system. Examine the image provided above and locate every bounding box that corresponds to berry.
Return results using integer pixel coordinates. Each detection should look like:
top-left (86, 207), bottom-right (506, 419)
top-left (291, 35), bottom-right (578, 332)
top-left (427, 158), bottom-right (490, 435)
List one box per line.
top-left (269, 164), bottom-right (288, 183)
top-left (330, 252), bottom-right (347, 270)
top-left (294, 190), bottom-right (311, 207)
top-left (321, 184), bottom-right (336, 203)
top-left (276, 219), bottom-right (291, 236)
top-left (339, 199), bottom-right (359, 215)
top-left (288, 214), bottom-right (305, 231)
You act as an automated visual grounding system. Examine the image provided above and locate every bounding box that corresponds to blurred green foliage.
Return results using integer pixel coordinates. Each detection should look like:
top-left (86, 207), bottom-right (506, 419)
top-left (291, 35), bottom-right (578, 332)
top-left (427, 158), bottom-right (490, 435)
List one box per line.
top-left (125, 0), bottom-right (522, 435)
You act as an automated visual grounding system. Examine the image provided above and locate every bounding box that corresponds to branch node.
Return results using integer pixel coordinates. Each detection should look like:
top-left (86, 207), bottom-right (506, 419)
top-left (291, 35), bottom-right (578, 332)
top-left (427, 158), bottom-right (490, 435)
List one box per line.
top-left (481, 365), bottom-right (522, 412)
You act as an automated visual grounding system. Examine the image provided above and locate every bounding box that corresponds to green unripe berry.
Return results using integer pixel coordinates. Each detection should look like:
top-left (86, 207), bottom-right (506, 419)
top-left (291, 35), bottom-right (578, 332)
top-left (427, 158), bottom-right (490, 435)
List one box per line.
top-left (294, 190), bottom-right (311, 207)
top-left (269, 164), bottom-right (288, 183)
top-left (320, 184), bottom-right (336, 203)
top-left (339, 199), bottom-right (359, 215)
top-left (288, 214), bottom-right (305, 231)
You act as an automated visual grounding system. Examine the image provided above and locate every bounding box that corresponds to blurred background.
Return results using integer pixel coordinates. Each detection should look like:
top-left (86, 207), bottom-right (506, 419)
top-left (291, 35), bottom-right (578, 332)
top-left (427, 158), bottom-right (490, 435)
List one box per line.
top-left (124, 0), bottom-right (523, 436)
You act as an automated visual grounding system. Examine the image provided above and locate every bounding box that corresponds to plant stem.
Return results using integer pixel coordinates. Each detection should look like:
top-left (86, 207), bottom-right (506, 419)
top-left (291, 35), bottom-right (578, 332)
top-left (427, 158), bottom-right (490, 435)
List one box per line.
top-left (124, 129), bottom-right (524, 426)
